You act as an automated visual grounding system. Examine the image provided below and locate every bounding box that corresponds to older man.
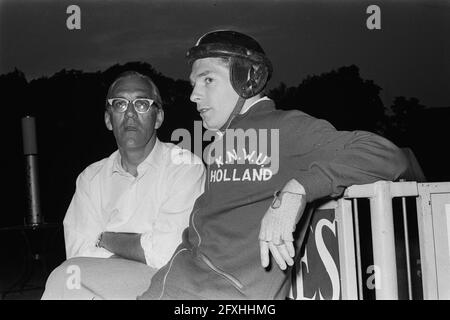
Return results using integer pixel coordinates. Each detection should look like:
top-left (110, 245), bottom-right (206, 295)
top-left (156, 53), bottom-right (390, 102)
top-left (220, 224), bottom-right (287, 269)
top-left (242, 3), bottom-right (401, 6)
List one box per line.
top-left (42, 71), bottom-right (205, 299)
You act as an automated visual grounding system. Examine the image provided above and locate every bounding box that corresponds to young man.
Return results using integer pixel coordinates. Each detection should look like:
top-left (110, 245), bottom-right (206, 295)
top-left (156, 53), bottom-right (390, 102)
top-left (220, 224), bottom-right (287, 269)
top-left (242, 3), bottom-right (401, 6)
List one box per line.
top-left (138, 30), bottom-right (408, 300)
top-left (41, 71), bottom-right (205, 299)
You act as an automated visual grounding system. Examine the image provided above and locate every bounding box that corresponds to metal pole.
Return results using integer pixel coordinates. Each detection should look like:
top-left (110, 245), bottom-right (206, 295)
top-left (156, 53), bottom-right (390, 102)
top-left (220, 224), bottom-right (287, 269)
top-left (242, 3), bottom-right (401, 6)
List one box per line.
top-left (369, 181), bottom-right (398, 299)
top-left (22, 116), bottom-right (43, 226)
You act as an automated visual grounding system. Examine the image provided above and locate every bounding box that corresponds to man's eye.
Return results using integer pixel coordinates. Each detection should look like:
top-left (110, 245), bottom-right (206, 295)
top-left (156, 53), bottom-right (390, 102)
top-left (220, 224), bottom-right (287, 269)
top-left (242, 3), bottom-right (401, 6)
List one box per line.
top-left (205, 77), bottom-right (213, 84)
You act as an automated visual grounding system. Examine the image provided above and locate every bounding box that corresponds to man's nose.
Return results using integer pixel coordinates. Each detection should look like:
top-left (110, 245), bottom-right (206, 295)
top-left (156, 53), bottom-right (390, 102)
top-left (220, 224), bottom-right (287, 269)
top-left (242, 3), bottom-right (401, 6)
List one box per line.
top-left (125, 101), bottom-right (137, 118)
top-left (190, 84), bottom-right (202, 103)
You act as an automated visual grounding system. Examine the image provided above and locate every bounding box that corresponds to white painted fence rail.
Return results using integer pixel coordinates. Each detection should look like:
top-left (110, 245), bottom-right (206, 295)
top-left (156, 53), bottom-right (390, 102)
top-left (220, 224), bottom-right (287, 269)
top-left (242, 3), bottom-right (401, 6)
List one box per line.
top-left (290, 181), bottom-right (450, 300)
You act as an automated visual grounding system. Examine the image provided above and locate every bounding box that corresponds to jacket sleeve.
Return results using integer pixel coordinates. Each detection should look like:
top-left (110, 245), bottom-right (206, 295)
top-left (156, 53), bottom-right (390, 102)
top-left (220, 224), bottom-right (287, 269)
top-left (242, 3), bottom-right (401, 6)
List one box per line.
top-left (279, 111), bottom-right (409, 202)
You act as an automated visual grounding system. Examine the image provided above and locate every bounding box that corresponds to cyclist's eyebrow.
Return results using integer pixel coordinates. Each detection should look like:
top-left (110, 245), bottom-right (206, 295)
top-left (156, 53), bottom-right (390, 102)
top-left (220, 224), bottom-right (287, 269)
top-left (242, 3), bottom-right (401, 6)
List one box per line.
top-left (189, 70), bottom-right (213, 85)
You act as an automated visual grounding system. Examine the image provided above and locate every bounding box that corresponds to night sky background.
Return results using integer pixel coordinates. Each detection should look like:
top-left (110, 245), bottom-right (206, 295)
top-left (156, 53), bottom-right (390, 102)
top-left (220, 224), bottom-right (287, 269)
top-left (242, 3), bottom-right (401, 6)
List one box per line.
top-left (1, 0), bottom-right (449, 108)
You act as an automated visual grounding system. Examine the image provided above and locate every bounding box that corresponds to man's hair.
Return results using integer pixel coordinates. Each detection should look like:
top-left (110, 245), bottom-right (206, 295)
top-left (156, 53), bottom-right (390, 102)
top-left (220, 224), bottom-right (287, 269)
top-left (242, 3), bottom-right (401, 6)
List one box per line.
top-left (106, 71), bottom-right (163, 109)
top-left (216, 56), bottom-right (231, 67)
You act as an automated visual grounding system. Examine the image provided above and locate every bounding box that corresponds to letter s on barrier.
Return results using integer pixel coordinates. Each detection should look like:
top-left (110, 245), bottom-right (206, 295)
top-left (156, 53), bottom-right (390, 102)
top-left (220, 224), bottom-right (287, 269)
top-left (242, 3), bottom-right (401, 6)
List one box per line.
top-left (316, 218), bottom-right (340, 300)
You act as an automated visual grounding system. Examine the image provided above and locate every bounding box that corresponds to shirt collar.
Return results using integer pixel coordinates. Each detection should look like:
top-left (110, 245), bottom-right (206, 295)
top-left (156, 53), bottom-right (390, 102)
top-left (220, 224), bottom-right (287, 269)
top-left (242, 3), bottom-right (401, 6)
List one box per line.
top-left (111, 138), bottom-right (164, 176)
top-left (239, 96), bottom-right (271, 115)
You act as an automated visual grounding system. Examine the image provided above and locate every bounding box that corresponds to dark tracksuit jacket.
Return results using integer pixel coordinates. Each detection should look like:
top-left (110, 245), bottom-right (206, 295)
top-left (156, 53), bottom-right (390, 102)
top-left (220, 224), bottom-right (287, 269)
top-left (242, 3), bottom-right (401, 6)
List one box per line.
top-left (139, 99), bottom-right (408, 300)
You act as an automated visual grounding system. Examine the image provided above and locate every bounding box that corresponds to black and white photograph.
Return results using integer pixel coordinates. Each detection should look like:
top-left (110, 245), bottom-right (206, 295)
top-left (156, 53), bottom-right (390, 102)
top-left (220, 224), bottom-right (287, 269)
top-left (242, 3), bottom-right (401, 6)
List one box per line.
top-left (0, 0), bottom-right (449, 308)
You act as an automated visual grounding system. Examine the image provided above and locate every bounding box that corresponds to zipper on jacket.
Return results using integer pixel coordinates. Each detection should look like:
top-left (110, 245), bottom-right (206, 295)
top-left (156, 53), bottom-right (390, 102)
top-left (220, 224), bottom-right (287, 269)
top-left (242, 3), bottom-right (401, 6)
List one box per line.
top-left (205, 130), bottom-right (223, 193)
top-left (198, 251), bottom-right (244, 291)
top-left (192, 205), bottom-right (244, 292)
top-left (159, 207), bottom-right (201, 299)
top-left (191, 208), bottom-right (201, 247)
top-left (195, 133), bottom-right (244, 293)
top-left (206, 142), bottom-right (212, 193)
top-left (158, 248), bottom-right (188, 300)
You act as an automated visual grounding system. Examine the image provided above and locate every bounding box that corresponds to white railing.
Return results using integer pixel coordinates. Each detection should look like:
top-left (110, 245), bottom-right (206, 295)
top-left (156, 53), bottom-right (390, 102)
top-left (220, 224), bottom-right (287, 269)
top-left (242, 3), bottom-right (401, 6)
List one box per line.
top-left (289, 181), bottom-right (450, 300)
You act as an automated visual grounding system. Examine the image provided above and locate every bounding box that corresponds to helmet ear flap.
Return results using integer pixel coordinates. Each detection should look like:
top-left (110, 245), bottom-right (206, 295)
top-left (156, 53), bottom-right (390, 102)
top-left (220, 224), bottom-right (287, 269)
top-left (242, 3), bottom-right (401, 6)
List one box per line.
top-left (230, 58), bottom-right (269, 99)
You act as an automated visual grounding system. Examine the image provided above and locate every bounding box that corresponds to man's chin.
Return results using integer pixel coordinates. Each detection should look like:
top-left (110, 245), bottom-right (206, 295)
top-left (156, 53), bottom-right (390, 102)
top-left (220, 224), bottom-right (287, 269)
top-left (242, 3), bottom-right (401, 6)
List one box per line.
top-left (202, 120), bottom-right (220, 131)
top-left (120, 138), bottom-right (142, 149)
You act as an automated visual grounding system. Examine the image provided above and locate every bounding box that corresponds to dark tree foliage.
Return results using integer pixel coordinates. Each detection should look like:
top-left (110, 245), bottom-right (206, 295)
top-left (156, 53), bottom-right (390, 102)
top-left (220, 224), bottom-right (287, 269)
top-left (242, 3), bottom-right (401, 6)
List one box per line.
top-left (269, 65), bottom-right (386, 134)
top-left (1, 62), bottom-right (196, 227)
top-left (383, 96), bottom-right (425, 146)
top-left (1, 62), bottom-right (447, 228)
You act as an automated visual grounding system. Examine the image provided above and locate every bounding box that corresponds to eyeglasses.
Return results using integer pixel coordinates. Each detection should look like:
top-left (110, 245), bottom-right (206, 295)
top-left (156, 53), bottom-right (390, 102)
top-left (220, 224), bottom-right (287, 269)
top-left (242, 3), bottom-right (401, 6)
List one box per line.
top-left (106, 97), bottom-right (158, 113)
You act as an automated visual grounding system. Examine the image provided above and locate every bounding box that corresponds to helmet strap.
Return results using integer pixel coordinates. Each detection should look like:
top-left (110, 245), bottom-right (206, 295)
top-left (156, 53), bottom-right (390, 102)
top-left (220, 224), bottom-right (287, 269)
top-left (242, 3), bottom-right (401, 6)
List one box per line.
top-left (219, 96), bottom-right (246, 132)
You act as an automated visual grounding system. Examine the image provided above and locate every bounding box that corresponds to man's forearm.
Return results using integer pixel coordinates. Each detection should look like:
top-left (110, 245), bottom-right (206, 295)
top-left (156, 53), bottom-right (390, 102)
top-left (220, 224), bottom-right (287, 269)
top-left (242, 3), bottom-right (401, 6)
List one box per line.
top-left (98, 232), bottom-right (146, 264)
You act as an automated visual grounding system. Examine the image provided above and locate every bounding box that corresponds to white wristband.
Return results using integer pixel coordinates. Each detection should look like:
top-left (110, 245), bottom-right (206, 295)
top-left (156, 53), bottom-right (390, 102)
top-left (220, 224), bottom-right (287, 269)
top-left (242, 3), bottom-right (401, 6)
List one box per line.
top-left (271, 190), bottom-right (305, 209)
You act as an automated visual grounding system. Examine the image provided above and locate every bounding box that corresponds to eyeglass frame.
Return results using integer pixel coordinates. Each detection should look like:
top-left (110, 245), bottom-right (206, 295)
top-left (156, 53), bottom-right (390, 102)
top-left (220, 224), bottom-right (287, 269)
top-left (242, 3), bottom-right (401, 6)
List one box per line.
top-left (106, 97), bottom-right (160, 114)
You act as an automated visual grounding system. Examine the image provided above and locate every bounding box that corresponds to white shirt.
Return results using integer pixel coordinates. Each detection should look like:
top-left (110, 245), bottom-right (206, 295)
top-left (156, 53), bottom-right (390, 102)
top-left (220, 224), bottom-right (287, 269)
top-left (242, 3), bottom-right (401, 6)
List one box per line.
top-left (63, 139), bottom-right (205, 269)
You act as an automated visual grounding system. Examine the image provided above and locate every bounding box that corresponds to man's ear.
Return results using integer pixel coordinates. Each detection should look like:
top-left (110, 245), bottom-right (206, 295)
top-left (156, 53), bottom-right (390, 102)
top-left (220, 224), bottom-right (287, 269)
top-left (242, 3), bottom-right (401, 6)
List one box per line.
top-left (104, 110), bottom-right (113, 131)
top-left (154, 109), bottom-right (164, 130)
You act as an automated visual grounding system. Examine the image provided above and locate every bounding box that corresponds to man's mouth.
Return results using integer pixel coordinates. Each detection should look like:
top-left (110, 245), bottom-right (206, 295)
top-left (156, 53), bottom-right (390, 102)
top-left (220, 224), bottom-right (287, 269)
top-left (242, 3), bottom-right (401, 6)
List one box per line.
top-left (198, 107), bottom-right (210, 115)
top-left (124, 125), bottom-right (138, 131)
